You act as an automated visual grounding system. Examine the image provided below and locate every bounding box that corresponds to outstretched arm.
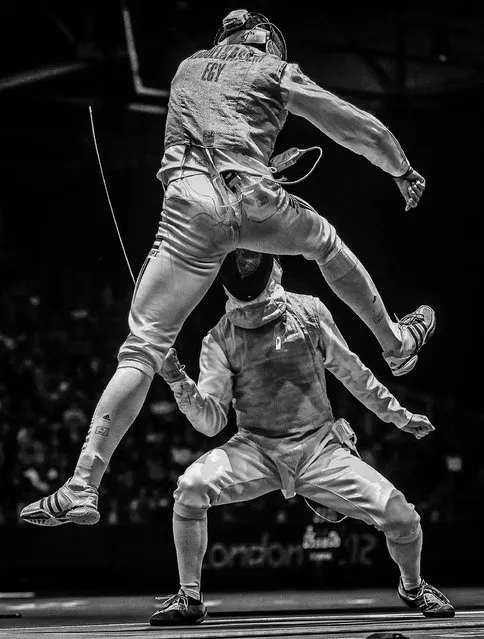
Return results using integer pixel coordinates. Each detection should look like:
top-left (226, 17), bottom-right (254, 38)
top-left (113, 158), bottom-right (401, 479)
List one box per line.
top-left (159, 335), bottom-right (233, 437)
top-left (316, 301), bottom-right (434, 439)
top-left (281, 64), bottom-right (425, 211)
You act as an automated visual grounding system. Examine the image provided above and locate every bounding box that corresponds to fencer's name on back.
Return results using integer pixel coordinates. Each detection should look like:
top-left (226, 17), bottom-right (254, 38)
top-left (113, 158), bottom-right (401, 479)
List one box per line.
top-left (188, 44), bottom-right (262, 63)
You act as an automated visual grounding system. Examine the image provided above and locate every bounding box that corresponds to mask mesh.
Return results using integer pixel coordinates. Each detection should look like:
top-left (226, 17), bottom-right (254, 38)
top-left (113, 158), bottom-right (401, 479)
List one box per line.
top-left (220, 249), bottom-right (274, 301)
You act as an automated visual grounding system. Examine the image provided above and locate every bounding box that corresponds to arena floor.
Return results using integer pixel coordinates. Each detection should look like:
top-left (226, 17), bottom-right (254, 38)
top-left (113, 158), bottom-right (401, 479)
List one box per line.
top-left (1, 588), bottom-right (483, 638)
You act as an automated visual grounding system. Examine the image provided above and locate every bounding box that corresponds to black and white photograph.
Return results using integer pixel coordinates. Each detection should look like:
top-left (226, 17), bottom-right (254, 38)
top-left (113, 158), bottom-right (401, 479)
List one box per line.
top-left (1, 1), bottom-right (483, 637)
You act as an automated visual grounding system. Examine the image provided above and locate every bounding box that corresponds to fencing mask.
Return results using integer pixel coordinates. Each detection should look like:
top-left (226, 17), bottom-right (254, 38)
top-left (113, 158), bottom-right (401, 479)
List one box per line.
top-left (220, 249), bottom-right (277, 301)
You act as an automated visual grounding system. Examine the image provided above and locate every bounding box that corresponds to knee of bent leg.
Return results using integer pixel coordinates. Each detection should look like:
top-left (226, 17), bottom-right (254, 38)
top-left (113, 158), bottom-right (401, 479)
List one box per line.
top-left (173, 467), bottom-right (212, 518)
top-left (382, 491), bottom-right (421, 543)
top-left (316, 240), bottom-right (360, 284)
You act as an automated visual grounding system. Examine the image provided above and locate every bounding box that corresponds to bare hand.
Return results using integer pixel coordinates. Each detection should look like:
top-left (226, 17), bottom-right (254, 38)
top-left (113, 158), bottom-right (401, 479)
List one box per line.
top-left (394, 168), bottom-right (426, 212)
top-left (400, 414), bottom-right (435, 439)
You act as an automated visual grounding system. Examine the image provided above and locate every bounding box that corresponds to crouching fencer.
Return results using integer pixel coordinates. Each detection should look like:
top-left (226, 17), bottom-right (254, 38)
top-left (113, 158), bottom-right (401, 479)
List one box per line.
top-left (22, 8), bottom-right (434, 527)
top-left (150, 250), bottom-right (454, 626)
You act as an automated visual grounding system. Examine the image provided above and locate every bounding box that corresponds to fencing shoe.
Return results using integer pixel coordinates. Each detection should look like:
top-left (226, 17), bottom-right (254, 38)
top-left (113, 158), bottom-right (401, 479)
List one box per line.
top-left (383, 305), bottom-right (436, 376)
top-left (398, 578), bottom-right (455, 617)
top-left (20, 478), bottom-right (99, 526)
top-left (150, 592), bottom-right (207, 626)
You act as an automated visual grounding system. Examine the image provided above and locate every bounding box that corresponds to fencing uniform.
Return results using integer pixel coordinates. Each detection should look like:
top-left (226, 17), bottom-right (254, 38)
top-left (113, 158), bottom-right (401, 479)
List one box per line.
top-left (20, 26), bottom-right (435, 541)
top-left (118, 44), bottom-right (411, 379)
top-left (170, 261), bottom-right (419, 543)
top-left (152, 252), bottom-right (453, 625)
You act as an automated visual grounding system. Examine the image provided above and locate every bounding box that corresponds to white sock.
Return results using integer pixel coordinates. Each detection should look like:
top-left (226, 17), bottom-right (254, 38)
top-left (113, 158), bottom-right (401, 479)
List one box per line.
top-left (174, 512), bottom-right (207, 604)
top-left (318, 244), bottom-right (401, 353)
top-left (387, 528), bottom-right (423, 592)
top-left (71, 367), bottom-right (152, 489)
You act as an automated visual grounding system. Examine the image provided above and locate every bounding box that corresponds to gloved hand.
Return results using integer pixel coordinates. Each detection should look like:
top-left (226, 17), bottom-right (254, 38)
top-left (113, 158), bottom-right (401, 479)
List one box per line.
top-left (394, 167), bottom-right (426, 212)
top-left (160, 348), bottom-right (187, 385)
top-left (399, 413), bottom-right (435, 440)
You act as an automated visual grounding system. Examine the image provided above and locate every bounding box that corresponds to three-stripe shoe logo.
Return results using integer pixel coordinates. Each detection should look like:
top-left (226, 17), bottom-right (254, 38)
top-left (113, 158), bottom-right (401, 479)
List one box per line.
top-left (406, 317), bottom-right (426, 347)
top-left (39, 491), bottom-right (71, 518)
top-left (399, 308), bottom-right (435, 349)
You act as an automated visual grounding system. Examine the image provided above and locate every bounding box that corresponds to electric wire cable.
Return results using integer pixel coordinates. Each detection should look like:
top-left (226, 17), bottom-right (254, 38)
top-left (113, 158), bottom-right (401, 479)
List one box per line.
top-left (89, 106), bottom-right (136, 285)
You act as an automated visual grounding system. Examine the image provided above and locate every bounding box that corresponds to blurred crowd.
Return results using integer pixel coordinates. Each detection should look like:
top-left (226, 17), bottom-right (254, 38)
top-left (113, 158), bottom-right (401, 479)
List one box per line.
top-left (1, 266), bottom-right (482, 528)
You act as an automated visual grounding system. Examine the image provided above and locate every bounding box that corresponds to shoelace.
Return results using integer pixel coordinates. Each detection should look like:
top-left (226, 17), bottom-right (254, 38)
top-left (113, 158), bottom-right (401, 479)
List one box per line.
top-left (403, 580), bottom-right (449, 606)
top-left (395, 312), bottom-right (425, 326)
top-left (162, 593), bottom-right (188, 612)
top-left (422, 582), bottom-right (451, 605)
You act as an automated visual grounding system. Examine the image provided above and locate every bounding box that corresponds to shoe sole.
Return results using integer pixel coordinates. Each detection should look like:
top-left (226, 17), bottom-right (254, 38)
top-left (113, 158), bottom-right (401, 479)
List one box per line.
top-left (21, 506), bottom-right (99, 526)
top-left (398, 591), bottom-right (455, 618)
top-left (423, 609), bottom-right (455, 618)
top-left (20, 515), bottom-right (67, 527)
top-left (66, 507), bottom-right (100, 525)
top-left (391, 354), bottom-right (418, 377)
top-left (150, 610), bottom-right (208, 626)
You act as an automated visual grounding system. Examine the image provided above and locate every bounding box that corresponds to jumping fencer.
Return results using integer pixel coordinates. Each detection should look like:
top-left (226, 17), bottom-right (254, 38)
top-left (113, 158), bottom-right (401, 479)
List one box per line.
top-left (22, 9), bottom-right (434, 527)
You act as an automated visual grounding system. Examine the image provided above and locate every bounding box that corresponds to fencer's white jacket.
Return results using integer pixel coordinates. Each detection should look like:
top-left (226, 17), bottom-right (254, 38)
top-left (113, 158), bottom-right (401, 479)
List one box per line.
top-left (159, 46), bottom-right (410, 185)
top-left (168, 262), bottom-right (412, 440)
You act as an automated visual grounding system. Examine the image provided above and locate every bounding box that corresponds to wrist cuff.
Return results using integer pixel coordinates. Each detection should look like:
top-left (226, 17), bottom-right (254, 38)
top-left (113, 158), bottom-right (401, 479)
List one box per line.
top-left (168, 373), bottom-right (190, 388)
top-left (397, 411), bottom-right (413, 429)
top-left (394, 164), bottom-right (412, 179)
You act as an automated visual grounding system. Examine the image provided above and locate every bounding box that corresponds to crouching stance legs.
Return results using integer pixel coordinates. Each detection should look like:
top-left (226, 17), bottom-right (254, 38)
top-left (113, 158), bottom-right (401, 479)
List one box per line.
top-left (383, 496), bottom-right (454, 617)
top-left (150, 435), bottom-right (281, 626)
top-left (296, 443), bottom-right (455, 619)
top-left (150, 437), bottom-right (454, 626)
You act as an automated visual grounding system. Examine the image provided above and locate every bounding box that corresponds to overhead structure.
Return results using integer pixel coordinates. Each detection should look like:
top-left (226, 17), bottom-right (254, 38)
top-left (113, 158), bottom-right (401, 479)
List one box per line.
top-left (0, 1), bottom-right (483, 111)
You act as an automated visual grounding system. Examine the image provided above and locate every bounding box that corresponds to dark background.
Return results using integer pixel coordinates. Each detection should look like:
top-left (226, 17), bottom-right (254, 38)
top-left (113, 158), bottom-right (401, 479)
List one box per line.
top-left (0, 0), bottom-right (483, 592)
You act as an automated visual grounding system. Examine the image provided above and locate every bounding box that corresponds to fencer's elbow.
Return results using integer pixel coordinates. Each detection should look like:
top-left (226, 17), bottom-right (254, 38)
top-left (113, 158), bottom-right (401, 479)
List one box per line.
top-left (207, 415), bottom-right (229, 437)
top-left (205, 422), bottom-right (226, 437)
top-left (192, 420), bottom-right (223, 437)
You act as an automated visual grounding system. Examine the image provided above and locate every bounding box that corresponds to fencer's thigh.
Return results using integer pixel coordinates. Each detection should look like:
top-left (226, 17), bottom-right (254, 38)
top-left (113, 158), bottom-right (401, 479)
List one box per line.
top-left (236, 176), bottom-right (340, 263)
top-left (118, 174), bottom-right (239, 374)
top-left (177, 432), bottom-right (282, 509)
top-left (296, 441), bottom-right (399, 530)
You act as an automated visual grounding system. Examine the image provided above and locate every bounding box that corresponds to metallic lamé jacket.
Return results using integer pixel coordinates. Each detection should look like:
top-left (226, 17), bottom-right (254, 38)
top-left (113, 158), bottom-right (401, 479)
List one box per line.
top-left (164, 44), bottom-right (287, 165)
top-left (168, 263), bottom-right (412, 440)
top-left (159, 44), bottom-right (410, 184)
